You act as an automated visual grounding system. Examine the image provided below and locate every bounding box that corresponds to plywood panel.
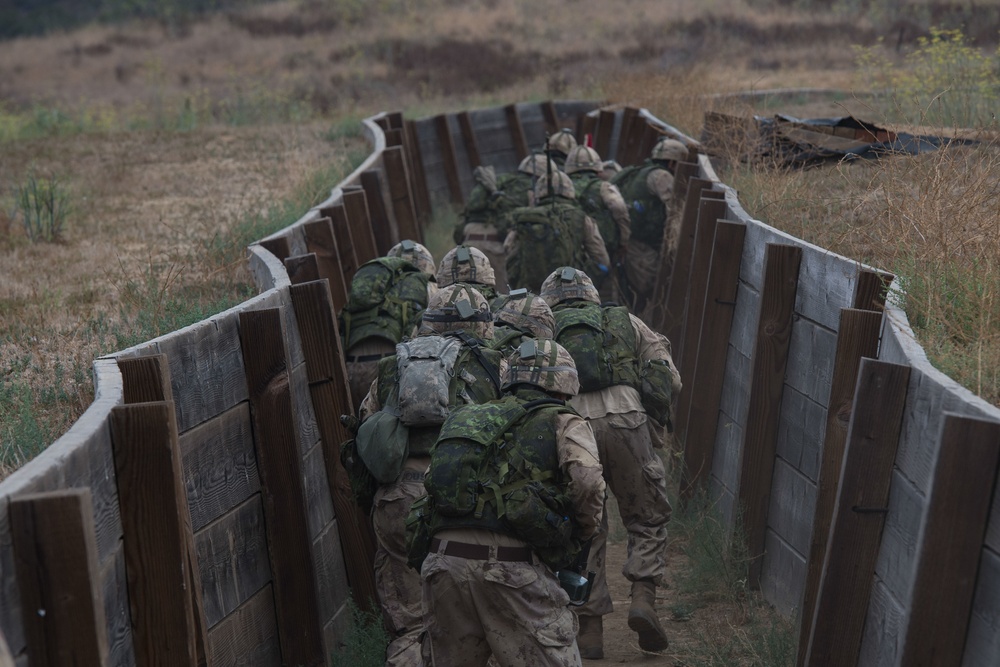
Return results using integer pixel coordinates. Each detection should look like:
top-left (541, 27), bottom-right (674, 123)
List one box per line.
top-left (206, 585), bottom-right (280, 667)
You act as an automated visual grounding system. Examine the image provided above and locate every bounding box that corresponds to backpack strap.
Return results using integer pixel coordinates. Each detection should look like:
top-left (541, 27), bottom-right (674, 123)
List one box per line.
top-left (452, 331), bottom-right (502, 396)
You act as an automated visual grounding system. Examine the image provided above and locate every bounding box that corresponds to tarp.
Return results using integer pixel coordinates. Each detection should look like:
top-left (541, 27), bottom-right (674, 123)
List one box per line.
top-left (701, 111), bottom-right (977, 168)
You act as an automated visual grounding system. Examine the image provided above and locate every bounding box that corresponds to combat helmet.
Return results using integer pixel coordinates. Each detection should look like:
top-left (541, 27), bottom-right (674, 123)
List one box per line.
top-left (503, 337), bottom-right (580, 396)
top-left (418, 283), bottom-right (493, 339)
top-left (518, 153), bottom-right (554, 177)
top-left (564, 145), bottom-right (603, 175)
top-left (436, 245), bottom-right (496, 289)
top-left (387, 239), bottom-right (436, 276)
top-left (651, 137), bottom-right (689, 163)
top-left (539, 266), bottom-right (601, 307)
top-left (493, 288), bottom-right (555, 339)
top-left (546, 129), bottom-right (578, 158)
top-left (534, 171), bottom-right (576, 201)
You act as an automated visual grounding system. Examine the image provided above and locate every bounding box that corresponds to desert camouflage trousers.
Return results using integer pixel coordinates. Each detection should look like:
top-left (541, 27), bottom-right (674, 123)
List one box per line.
top-left (576, 410), bottom-right (672, 617)
top-left (373, 462), bottom-right (432, 667)
top-left (421, 530), bottom-right (582, 667)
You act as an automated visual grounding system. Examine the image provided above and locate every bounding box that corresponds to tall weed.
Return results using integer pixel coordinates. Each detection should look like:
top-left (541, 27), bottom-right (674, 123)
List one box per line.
top-left (13, 172), bottom-right (71, 243)
top-left (329, 599), bottom-right (389, 667)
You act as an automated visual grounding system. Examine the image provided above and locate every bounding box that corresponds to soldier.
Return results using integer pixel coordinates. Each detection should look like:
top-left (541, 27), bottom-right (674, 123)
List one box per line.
top-left (564, 145), bottom-right (632, 302)
top-left (503, 171), bottom-right (610, 293)
top-left (436, 244), bottom-right (501, 304)
top-left (611, 137), bottom-right (691, 314)
top-left (339, 240), bottom-right (436, 411)
top-left (454, 154), bottom-right (555, 287)
top-left (357, 284), bottom-right (504, 667)
top-left (540, 267), bottom-right (682, 659)
top-left (415, 338), bottom-right (606, 667)
top-left (546, 128), bottom-right (578, 168)
top-left (488, 287), bottom-right (556, 356)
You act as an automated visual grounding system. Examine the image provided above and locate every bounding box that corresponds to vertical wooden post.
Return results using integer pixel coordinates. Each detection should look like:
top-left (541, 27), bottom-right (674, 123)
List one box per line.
top-left (796, 308), bottom-right (884, 665)
top-left (541, 100), bottom-right (560, 135)
top-left (662, 178), bottom-right (713, 343)
top-left (673, 195), bottom-right (728, 440)
top-left (384, 128), bottom-right (403, 147)
top-left (303, 217), bottom-right (349, 310)
top-left (737, 243), bottom-right (802, 588)
top-left (505, 103), bottom-right (530, 160)
top-left (434, 114), bottom-right (464, 206)
top-left (804, 358), bottom-right (911, 667)
top-left (679, 221), bottom-right (746, 498)
top-left (594, 110), bottom-right (615, 163)
top-left (110, 400), bottom-right (203, 666)
top-left (404, 118), bottom-right (433, 227)
top-left (853, 269), bottom-right (894, 311)
top-left (457, 111), bottom-right (482, 169)
top-left (342, 187), bottom-right (379, 264)
top-left (259, 236), bottom-right (291, 265)
top-left (288, 280), bottom-right (380, 613)
top-left (10, 489), bottom-right (109, 667)
top-left (579, 113), bottom-right (598, 146)
top-left (284, 253), bottom-right (321, 285)
top-left (899, 414), bottom-right (1000, 667)
top-left (360, 169), bottom-right (395, 255)
top-left (117, 354), bottom-right (209, 666)
top-left (383, 145), bottom-right (422, 244)
top-left (239, 308), bottom-right (324, 667)
top-left (648, 161), bottom-right (702, 331)
top-left (321, 205), bottom-right (360, 284)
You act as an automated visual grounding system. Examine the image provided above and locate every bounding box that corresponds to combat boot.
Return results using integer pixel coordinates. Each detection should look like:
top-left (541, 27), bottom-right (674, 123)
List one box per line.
top-left (627, 579), bottom-right (669, 652)
top-left (576, 614), bottom-right (604, 660)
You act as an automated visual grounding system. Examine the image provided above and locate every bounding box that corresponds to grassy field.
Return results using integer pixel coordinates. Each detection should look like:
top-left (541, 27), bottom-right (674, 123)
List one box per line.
top-left (1, 2), bottom-right (999, 662)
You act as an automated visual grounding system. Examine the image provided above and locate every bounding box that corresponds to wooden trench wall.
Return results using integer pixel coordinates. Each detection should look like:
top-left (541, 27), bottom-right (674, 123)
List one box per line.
top-left (0, 100), bottom-right (998, 667)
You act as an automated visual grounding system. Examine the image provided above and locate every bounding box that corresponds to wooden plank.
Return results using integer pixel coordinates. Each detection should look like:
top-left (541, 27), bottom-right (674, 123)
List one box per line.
top-left (505, 104), bottom-right (530, 161)
top-left (195, 495), bottom-right (271, 628)
top-left (9, 489), bottom-right (109, 666)
top-left (404, 118), bottom-right (432, 227)
top-left (383, 146), bottom-right (422, 245)
top-left (360, 169), bottom-right (395, 255)
top-left (207, 585), bottom-right (280, 666)
top-left (238, 308), bottom-right (324, 666)
top-left (638, 121), bottom-right (663, 163)
top-left (804, 359), bottom-right (911, 667)
top-left (615, 107), bottom-right (639, 165)
top-left (302, 217), bottom-right (348, 310)
top-left (118, 354), bottom-right (171, 404)
top-left (321, 205), bottom-right (360, 285)
top-left (674, 196), bottom-right (728, 440)
top-left (341, 187), bottom-right (379, 265)
top-left (662, 178), bottom-right (713, 341)
top-left (579, 113), bottom-right (597, 148)
top-left (541, 100), bottom-right (560, 135)
top-left (899, 414), bottom-right (1000, 667)
top-left (737, 244), bottom-right (803, 589)
top-left (289, 280), bottom-right (379, 613)
top-left (110, 401), bottom-right (201, 666)
top-left (284, 253), bottom-right (320, 285)
top-left (594, 110), bottom-right (615, 163)
top-left (680, 221), bottom-right (746, 498)
top-left (853, 268), bottom-right (894, 311)
top-left (434, 114), bottom-right (464, 206)
top-left (796, 308), bottom-right (884, 665)
top-left (384, 128), bottom-right (403, 147)
top-left (384, 111), bottom-right (403, 130)
top-left (258, 236), bottom-right (291, 265)
top-left (457, 111), bottom-right (482, 168)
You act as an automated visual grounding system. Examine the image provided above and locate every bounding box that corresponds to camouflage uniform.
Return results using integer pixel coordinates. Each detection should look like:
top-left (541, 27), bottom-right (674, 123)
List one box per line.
top-left (541, 268), bottom-right (682, 658)
top-left (613, 139), bottom-right (689, 314)
top-left (420, 340), bottom-right (605, 667)
top-left (359, 285), bottom-right (504, 667)
top-left (503, 172), bottom-right (611, 293)
top-left (341, 248), bottom-right (437, 412)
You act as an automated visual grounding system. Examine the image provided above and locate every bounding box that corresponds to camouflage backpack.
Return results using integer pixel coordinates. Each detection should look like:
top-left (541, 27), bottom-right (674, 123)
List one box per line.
top-left (572, 173), bottom-right (620, 255)
top-left (505, 203), bottom-right (586, 292)
top-left (553, 301), bottom-right (640, 393)
top-left (412, 392), bottom-right (581, 570)
top-left (456, 169), bottom-right (535, 242)
top-left (612, 162), bottom-right (666, 248)
top-left (339, 257), bottom-right (429, 349)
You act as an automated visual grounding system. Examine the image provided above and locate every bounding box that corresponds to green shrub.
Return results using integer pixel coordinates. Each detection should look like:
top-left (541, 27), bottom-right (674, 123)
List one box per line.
top-left (329, 599), bottom-right (389, 667)
top-left (14, 172), bottom-right (71, 243)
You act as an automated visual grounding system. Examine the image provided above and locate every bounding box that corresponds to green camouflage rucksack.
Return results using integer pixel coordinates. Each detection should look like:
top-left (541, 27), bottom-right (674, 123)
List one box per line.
top-left (412, 392), bottom-right (581, 570)
top-left (572, 173), bottom-right (620, 255)
top-left (553, 301), bottom-right (640, 393)
top-left (455, 169), bottom-right (536, 243)
top-left (339, 257), bottom-right (430, 350)
top-left (505, 202), bottom-right (586, 292)
top-left (612, 162), bottom-right (666, 248)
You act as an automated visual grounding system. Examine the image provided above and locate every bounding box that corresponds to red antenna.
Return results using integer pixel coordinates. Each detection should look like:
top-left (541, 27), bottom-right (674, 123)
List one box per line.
top-left (585, 133), bottom-right (593, 148)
